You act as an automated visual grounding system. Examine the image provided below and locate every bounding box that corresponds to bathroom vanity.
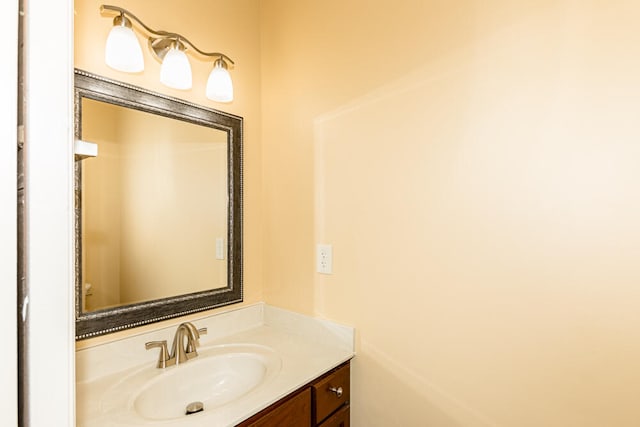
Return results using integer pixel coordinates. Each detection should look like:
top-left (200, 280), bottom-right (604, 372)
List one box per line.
top-left (76, 304), bottom-right (354, 427)
top-left (239, 361), bottom-right (350, 427)
top-left (73, 71), bottom-right (354, 426)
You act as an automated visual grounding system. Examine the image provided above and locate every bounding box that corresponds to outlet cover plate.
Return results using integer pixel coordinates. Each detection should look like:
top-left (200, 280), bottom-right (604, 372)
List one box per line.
top-left (317, 244), bottom-right (333, 274)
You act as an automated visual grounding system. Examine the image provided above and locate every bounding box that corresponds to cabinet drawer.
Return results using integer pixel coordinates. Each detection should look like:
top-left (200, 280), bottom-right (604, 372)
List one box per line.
top-left (313, 364), bottom-right (350, 424)
top-left (239, 388), bottom-right (311, 427)
top-left (318, 405), bottom-right (349, 427)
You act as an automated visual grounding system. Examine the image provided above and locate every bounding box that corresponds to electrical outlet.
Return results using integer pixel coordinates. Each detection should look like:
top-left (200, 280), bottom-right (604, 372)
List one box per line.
top-left (215, 237), bottom-right (225, 260)
top-left (317, 244), bottom-right (333, 274)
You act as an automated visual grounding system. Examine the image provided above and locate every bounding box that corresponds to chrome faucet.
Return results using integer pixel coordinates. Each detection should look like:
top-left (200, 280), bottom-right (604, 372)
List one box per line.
top-left (145, 322), bottom-right (207, 368)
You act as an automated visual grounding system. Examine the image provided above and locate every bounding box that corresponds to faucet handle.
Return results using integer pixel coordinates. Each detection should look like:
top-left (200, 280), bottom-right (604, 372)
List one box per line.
top-left (145, 340), bottom-right (173, 369)
top-left (197, 327), bottom-right (207, 337)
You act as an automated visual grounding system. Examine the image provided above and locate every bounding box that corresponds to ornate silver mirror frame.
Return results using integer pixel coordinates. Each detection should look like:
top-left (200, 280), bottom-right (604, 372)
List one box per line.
top-left (74, 69), bottom-right (243, 339)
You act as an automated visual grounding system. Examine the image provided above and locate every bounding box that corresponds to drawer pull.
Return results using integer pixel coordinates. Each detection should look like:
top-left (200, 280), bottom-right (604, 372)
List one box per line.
top-left (328, 386), bottom-right (343, 398)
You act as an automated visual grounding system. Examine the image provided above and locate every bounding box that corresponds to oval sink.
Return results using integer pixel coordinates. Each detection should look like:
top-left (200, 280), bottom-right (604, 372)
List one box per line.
top-left (99, 344), bottom-right (281, 423)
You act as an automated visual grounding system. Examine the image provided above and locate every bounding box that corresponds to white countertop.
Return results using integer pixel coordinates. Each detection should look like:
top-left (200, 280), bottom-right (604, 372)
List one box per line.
top-left (76, 304), bottom-right (355, 427)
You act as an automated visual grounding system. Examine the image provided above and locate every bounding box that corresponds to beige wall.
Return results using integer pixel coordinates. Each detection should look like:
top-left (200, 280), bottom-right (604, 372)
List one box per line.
top-left (260, 1), bottom-right (640, 426)
top-left (74, 0), bottom-right (263, 343)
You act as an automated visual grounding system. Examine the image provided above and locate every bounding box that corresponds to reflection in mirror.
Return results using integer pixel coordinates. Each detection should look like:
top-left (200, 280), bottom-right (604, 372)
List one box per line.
top-left (75, 69), bottom-right (242, 339)
top-left (81, 99), bottom-right (228, 312)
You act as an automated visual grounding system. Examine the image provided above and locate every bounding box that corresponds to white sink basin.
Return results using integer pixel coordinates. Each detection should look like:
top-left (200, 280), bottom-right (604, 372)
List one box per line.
top-left (99, 344), bottom-right (281, 423)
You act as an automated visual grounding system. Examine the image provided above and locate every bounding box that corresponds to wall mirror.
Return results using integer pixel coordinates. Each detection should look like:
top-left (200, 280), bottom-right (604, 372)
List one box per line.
top-left (74, 69), bottom-right (242, 339)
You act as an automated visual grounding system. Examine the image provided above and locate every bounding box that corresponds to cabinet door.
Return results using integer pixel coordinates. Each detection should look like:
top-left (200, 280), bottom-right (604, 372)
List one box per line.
top-left (240, 388), bottom-right (311, 427)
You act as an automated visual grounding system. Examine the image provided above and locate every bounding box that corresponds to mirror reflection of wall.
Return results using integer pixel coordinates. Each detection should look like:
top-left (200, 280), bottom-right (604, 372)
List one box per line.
top-left (81, 98), bottom-right (228, 312)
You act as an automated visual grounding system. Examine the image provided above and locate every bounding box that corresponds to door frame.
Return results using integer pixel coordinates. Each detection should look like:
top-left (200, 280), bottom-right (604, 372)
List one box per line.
top-left (23, 0), bottom-right (76, 425)
top-left (0, 0), bottom-right (18, 423)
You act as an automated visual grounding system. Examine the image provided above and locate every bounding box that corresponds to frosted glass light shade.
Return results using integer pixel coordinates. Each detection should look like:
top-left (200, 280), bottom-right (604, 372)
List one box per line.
top-left (160, 47), bottom-right (192, 90)
top-left (105, 24), bottom-right (144, 73)
top-left (206, 60), bottom-right (233, 102)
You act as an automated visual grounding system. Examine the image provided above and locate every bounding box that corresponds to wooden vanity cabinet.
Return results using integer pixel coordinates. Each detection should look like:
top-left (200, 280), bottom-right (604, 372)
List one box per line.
top-left (312, 362), bottom-right (350, 426)
top-left (237, 360), bottom-right (351, 427)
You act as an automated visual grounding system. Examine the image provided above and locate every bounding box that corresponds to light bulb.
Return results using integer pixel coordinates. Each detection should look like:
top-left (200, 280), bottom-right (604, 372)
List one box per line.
top-left (160, 43), bottom-right (192, 90)
top-left (104, 16), bottom-right (144, 73)
top-left (206, 59), bottom-right (233, 102)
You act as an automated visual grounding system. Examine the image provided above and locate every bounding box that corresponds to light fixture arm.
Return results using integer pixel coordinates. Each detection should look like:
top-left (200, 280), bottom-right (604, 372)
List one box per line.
top-left (100, 4), bottom-right (234, 66)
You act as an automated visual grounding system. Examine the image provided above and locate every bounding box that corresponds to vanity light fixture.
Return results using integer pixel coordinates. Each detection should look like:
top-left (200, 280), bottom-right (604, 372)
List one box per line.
top-left (101, 4), bottom-right (234, 102)
top-left (159, 40), bottom-right (192, 90)
top-left (104, 13), bottom-right (144, 72)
